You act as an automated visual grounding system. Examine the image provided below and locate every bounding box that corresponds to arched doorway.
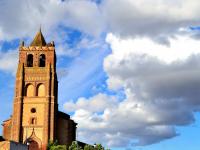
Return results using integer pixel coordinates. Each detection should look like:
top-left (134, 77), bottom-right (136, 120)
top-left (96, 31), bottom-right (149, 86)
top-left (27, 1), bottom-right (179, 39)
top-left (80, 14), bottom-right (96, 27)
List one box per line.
top-left (25, 129), bottom-right (42, 150)
top-left (29, 139), bottom-right (39, 150)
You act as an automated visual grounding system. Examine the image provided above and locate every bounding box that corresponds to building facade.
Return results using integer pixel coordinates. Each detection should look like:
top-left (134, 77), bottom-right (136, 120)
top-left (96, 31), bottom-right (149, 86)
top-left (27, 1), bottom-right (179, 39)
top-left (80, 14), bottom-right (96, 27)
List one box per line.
top-left (1, 30), bottom-right (77, 150)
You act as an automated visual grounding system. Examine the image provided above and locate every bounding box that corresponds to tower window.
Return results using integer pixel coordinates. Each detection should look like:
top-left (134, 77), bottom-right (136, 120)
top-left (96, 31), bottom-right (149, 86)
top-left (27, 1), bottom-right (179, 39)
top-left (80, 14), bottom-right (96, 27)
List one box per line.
top-left (39, 54), bottom-right (45, 67)
top-left (30, 117), bottom-right (37, 125)
top-left (27, 54), bottom-right (33, 67)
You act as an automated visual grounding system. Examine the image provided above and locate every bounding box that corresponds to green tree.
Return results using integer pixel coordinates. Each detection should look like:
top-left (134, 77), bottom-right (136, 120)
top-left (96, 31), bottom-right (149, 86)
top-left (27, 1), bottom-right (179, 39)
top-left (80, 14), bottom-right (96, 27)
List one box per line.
top-left (84, 144), bottom-right (94, 150)
top-left (68, 141), bottom-right (83, 150)
top-left (50, 145), bottom-right (66, 150)
top-left (47, 140), bottom-right (58, 149)
top-left (94, 144), bottom-right (104, 150)
top-left (47, 140), bottom-right (66, 150)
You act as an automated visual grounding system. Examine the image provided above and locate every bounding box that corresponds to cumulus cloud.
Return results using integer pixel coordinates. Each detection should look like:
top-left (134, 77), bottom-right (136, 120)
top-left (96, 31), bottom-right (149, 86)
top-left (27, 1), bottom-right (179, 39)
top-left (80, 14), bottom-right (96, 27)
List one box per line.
top-left (64, 34), bottom-right (200, 147)
top-left (0, 0), bottom-right (107, 73)
top-left (1, 0), bottom-right (200, 43)
top-left (0, 0), bottom-right (104, 40)
top-left (64, 93), bottom-right (118, 113)
top-left (101, 0), bottom-right (200, 43)
top-left (0, 0), bottom-right (106, 74)
top-left (0, 49), bottom-right (18, 74)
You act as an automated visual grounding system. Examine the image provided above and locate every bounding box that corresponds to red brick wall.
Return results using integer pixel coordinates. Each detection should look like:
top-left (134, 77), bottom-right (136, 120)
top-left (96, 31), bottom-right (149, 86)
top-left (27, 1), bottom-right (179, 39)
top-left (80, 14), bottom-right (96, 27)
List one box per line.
top-left (2, 119), bottom-right (12, 140)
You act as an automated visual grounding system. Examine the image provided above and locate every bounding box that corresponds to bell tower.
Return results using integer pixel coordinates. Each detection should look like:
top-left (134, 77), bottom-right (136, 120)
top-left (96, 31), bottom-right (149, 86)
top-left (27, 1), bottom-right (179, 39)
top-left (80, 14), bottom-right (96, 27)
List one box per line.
top-left (1, 29), bottom-right (77, 150)
top-left (11, 29), bottom-right (58, 149)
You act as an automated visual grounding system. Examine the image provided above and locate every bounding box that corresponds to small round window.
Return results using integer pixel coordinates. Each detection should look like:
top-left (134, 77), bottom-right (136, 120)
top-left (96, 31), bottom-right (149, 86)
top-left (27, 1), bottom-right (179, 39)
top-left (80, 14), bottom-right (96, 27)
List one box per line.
top-left (31, 108), bottom-right (36, 113)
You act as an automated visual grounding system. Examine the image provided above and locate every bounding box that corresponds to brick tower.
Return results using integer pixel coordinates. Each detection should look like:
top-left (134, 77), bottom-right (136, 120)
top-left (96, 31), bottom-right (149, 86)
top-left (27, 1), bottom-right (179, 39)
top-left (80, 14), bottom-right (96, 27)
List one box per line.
top-left (2, 30), bottom-right (77, 150)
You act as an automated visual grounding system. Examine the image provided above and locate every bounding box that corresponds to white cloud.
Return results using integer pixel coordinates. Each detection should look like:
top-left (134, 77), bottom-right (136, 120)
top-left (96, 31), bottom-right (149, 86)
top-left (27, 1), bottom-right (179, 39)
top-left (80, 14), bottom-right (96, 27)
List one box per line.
top-left (64, 34), bottom-right (200, 147)
top-left (56, 35), bottom-right (104, 57)
top-left (105, 33), bottom-right (200, 63)
top-left (64, 93), bottom-right (118, 113)
top-left (0, 49), bottom-right (18, 74)
top-left (61, 0), bottom-right (105, 36)
top-left (0, 0), bottom-right (104, 41)
top-left (101, 0), bottom-right (200, 43)
top-left (2, 0), bottom-right (200, 42)
top-left (56, 43), bottom-right (80, 57)
top-left (105, 33), bottom-right (200, 90)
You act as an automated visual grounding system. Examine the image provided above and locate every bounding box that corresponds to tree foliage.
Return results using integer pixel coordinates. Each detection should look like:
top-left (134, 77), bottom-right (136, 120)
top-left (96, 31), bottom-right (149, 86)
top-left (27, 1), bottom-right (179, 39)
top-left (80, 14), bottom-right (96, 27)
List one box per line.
top-left (47, 140), bottom-right (109, 150)
top-left (94, 144), bottom-right (104, 150)
top-left (84, 144), bottom-right (94, 150)
top-left (47, 140), bottom-right (66, 150)
top-left (68, 141), bottom-right (83, 150)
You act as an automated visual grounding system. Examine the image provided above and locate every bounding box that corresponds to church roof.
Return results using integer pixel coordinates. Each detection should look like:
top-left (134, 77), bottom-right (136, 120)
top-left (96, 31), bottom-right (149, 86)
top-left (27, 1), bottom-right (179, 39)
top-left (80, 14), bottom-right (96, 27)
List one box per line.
top-left (30, 29), bottom-right (46, 46)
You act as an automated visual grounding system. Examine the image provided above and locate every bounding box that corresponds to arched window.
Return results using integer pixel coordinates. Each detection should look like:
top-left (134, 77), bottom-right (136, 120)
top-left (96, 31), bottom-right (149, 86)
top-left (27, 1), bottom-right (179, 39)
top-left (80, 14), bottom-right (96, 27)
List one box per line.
top-left (36, 84), bottom-right (45, 97)
top-left (39, 54), bottom-right (45, 67)
top-left (25, 84), bottom-right (34, 97)
top-left (27, 54), bottom-right (33, 67)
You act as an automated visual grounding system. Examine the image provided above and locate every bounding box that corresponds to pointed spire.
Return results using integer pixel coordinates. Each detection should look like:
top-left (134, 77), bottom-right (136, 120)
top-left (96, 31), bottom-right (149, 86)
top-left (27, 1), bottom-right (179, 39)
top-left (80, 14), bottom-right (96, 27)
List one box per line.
top-left (30, 28), bottom-right (46, 46)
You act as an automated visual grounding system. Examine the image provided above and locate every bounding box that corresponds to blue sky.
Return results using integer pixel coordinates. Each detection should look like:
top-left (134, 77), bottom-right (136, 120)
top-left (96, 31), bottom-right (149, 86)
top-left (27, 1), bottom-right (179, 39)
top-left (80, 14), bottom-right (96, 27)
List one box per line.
top-left (0, 0), bottom-right (200, 149)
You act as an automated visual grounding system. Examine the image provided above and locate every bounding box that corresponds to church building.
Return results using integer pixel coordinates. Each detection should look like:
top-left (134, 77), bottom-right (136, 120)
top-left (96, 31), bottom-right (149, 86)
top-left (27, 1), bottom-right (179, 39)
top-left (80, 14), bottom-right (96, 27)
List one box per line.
top-left (1, 30), bottom-right (77, 150)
